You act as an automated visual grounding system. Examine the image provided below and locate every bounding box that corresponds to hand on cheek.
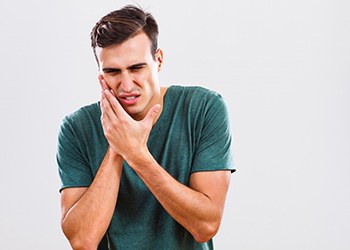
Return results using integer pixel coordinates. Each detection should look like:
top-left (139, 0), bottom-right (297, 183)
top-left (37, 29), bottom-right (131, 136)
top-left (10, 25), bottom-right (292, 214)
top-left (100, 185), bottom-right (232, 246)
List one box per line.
top-left (98, 75), bottom-right (109, 92)
top-left (99, 75), bottom-right (116, 97)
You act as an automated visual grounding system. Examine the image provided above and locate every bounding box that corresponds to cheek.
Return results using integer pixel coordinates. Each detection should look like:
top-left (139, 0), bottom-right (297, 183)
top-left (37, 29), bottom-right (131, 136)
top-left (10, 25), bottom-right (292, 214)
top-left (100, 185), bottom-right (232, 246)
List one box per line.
top-left (133, 72), bottom-right (148, 83)
top-left (139, 69), bottom-right (157, 83)
top-left (103, 75), bottom-right (119, 89)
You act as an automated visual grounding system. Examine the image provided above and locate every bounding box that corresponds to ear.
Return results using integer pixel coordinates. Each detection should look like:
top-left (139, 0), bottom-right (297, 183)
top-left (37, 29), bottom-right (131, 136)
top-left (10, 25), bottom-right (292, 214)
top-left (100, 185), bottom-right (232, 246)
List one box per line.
top-left (155, 49), bottom-right (164, 71)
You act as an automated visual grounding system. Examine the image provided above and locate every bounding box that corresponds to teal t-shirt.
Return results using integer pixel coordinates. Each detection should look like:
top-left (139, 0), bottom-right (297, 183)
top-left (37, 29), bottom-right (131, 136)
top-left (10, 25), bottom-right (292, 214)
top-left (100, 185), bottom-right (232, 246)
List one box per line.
top-left (57, 85), bottom-right (234, 249)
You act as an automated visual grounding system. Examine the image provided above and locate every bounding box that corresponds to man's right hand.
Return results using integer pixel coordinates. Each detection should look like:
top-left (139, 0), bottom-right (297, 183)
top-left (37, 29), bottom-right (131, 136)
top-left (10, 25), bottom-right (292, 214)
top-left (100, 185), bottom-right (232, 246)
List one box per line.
top-left (98, 76), bottom-right (161, 165)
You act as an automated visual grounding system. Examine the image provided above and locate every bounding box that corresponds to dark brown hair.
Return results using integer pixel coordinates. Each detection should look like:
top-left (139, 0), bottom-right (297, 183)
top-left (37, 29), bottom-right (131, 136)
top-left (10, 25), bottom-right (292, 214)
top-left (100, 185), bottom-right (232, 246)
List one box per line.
top-left (90, 5), bottom-right (159, 63)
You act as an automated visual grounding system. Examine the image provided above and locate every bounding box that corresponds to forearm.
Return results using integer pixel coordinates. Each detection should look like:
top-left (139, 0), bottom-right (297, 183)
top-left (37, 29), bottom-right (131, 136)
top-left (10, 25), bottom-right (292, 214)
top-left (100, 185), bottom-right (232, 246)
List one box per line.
top-left (61, 148), bottom-right (123, 249)
top-left (130, 154), bottom-right (223, 243)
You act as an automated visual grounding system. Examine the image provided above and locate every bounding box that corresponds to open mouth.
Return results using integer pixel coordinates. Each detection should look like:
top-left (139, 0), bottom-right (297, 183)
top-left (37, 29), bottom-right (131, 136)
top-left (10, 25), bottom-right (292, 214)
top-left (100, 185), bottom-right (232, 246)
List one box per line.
top-left (124, 96), bottom-right (137, 101)
top-left (119, 94), bottom-right (140, 105)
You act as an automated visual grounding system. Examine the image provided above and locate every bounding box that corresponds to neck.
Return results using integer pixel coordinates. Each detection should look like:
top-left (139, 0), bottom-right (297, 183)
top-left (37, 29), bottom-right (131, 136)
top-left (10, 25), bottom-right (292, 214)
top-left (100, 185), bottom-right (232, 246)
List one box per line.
top-left (151, 86), bottom-right (168, 126)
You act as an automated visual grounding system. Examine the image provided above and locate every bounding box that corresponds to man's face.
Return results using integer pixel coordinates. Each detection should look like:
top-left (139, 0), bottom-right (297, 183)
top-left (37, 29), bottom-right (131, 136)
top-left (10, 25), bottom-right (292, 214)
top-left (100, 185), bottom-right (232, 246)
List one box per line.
top-left (96, 32), bottom-right (163, 121)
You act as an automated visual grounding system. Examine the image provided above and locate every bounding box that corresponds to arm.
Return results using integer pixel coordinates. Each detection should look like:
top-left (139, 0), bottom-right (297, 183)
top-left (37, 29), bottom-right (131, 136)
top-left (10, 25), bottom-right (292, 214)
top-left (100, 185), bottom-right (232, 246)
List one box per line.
top-left (60, 78), bottom-right (126, 249)
top-left (101, 87), bottom-right (231, 242)
top-left (131, 154), bottom-right (231, 243)
top-left (60, 146), bottom-right (123, 250)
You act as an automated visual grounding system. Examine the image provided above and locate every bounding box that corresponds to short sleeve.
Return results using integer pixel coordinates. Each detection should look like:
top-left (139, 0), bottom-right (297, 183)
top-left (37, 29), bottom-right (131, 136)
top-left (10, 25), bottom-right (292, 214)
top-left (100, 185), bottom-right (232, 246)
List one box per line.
top-left (191, 92), bottom-right (235, 173)
top-left (56, 116), bottom-right (93, 192)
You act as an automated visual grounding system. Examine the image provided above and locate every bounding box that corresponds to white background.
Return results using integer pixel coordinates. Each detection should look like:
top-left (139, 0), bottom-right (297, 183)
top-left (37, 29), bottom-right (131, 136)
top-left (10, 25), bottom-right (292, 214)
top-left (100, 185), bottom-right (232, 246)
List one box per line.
top-left (0, 0), bottom-right (349, 249)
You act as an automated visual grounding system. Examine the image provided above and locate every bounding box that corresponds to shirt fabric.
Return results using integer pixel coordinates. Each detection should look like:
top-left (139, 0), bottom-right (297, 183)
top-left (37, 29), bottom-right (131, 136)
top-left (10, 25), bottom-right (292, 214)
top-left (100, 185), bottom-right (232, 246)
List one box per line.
top-left (57, 85), bottom-right (235, 250)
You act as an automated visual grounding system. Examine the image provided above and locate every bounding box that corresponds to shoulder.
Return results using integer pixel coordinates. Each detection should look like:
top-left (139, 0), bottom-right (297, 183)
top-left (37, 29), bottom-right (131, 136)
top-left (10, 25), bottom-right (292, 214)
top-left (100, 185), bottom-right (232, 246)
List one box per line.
top-left (167, 85), bottom-right (224, 105)
top-left (59, 102), bottom-right (101, 136)
top-left (168, 85), bottom-right (220, 97)
top-left (164, 85), bottom-right (229, 127)
top-left (62, 102), bottom-right (100, 125)
top-left (168, 85), bottom-right (227, 112)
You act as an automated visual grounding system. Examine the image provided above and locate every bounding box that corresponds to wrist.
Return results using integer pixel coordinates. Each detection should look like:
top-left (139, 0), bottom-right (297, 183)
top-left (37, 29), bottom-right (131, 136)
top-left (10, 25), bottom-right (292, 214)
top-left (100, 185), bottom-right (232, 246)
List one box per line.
top-left (125, 148), bottom-right (154, 171)
top-left (106, 147), bottom-right (123, 165)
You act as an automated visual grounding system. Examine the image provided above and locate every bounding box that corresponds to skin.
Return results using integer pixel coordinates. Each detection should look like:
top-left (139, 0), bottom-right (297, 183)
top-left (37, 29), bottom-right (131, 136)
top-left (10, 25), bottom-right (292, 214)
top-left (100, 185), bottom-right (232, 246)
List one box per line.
top-left (60, 32), bottom-right (231, 250)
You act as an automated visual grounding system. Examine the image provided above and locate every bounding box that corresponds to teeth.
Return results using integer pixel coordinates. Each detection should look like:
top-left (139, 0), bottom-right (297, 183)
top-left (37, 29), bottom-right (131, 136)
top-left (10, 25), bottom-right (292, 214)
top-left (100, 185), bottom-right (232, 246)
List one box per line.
top-left (125, 96), bottom-right (136, 100)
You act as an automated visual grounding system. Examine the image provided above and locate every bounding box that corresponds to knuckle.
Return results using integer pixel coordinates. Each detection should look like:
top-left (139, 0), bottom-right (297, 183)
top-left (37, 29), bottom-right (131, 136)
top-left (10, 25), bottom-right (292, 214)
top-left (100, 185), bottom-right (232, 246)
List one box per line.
top-left (111, 119), bottom-right (118, 127)
top-left (118, 117), bottom-right (127, 125)
top-left (105, 128), bottom-right (112, 138)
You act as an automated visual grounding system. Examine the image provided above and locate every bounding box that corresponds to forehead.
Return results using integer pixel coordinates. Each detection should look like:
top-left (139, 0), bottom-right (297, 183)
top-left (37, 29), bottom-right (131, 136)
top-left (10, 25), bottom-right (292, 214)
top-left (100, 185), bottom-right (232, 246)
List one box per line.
top-left (96, 32), bottom-right (153, 67)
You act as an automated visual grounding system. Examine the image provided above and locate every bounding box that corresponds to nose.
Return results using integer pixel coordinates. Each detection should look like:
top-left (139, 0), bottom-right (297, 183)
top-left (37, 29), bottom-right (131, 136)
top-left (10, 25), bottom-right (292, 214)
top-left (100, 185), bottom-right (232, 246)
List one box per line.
top-left (120, 71), bottom-right (134, 92)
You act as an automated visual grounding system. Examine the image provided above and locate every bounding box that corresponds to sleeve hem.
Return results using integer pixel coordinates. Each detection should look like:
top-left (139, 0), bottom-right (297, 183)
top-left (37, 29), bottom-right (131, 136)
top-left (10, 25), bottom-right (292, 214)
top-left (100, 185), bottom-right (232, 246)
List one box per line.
top-left (59, 184), bottom-right (90, 193)
top-left (190, 168), bottom-right (236, 174)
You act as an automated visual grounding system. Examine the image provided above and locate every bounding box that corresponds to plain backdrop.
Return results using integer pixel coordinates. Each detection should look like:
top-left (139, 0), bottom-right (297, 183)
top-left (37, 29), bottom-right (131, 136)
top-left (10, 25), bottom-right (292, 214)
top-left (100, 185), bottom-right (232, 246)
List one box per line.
top-left (0, 0), bottom-right (349, 249)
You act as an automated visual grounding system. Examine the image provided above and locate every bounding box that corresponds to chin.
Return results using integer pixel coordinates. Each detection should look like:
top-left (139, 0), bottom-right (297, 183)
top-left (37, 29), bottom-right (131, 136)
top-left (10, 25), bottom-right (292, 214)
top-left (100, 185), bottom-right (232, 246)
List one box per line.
top-left (125, 107), bottom-right (144, 120)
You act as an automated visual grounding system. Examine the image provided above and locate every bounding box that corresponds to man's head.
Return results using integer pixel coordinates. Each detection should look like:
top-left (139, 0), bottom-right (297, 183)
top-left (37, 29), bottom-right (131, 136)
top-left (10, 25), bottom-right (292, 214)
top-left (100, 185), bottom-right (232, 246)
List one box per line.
top-left (91, 5), bottom-right (159, 64)
top-left (90, 5), bottom-right (164, 121)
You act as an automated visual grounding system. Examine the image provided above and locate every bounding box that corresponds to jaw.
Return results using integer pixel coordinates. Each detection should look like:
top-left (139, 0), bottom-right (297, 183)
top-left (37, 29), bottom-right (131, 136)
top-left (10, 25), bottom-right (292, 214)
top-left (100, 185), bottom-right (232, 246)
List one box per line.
top-left (125, 86), bottom-right (167, 121)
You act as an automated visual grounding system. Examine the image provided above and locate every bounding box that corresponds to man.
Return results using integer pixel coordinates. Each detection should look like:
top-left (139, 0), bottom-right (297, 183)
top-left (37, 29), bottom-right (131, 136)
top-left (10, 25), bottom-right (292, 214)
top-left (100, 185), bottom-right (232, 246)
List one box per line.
top-left (57, 4), bottom-right (234, 250)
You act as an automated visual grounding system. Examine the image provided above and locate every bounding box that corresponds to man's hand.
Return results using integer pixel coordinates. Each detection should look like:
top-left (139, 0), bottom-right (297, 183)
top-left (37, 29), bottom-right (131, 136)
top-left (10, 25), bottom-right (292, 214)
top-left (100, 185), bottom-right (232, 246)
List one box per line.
top-left (98, 76), bottom-right (161, 163)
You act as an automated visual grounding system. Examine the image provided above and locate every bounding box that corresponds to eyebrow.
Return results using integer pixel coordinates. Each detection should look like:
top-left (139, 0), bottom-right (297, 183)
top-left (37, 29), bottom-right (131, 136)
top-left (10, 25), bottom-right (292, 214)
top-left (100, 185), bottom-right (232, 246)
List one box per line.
top-left (102, 63), bottom-right (147, 73)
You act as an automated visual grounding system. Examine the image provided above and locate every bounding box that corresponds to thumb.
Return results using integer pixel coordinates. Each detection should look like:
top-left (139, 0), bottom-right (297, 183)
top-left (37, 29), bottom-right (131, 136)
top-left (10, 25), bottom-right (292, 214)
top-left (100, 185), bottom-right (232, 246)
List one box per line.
top-left (143, 104), bottom-right (161, 126)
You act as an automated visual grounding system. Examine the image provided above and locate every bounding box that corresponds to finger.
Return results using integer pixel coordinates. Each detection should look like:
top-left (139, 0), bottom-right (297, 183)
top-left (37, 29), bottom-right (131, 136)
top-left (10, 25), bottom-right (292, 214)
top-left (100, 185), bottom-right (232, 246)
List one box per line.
top-left (110, 89), bottom-right (116, 97)
top-left (142, 104), bottom-right (161, 127)
top-left (100, 91), bottom-right (116, 119)
top-left (100, 101), bottom-right (111, 131)
top-left (104, 89), bottom-right (128, 118)
top-left (99, 76), bottom-right (116, 97)
top-left (98, 75), bottom-right (110, 92)
top-left (100, 108), bottom-right (111, 130)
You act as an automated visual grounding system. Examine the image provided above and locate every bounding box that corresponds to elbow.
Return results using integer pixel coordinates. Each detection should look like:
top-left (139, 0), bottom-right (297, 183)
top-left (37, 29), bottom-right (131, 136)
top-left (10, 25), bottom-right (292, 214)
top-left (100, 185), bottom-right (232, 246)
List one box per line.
top-left (68, 238), bottom-right (99, 250)
top-left (61, 221), bottom-right (99, 250)
top-left (192, 221), bottom-right (220, 243)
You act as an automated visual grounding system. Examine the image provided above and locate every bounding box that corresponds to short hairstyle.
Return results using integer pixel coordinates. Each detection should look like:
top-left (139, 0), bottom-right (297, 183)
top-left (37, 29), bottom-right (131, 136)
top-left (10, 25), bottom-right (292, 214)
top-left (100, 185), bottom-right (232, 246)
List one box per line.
top-left (90, 5), bottom-right (159, 63)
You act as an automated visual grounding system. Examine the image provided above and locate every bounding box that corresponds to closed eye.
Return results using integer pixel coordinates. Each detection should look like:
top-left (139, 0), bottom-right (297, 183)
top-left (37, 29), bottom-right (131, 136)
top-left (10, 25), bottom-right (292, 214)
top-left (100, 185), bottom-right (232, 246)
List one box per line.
top-left (103, 68), bottom-right (121, 75)
top-left (129, 63), bottom-right (147, 71)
